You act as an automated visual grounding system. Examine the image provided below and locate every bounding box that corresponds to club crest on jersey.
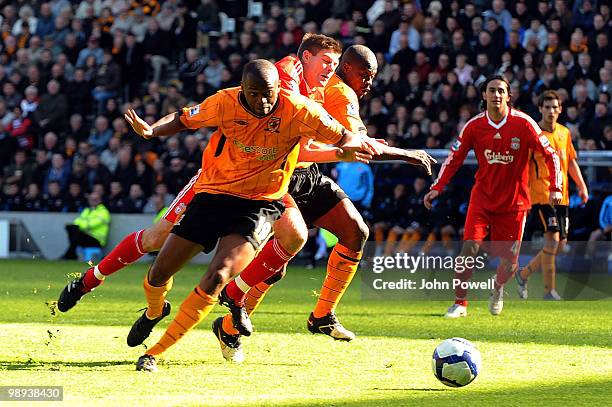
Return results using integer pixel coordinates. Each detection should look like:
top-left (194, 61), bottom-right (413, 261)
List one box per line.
top-left (265, 116), bottom-right (281, 133)
top-left (188, 105), bottom-right (200, 117)
top-left (511, 137), bottom-right (520, 150)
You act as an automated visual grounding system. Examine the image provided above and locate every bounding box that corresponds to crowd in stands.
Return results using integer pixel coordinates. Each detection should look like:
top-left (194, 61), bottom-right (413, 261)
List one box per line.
top-left (0, 0), bottom-right (610, 242)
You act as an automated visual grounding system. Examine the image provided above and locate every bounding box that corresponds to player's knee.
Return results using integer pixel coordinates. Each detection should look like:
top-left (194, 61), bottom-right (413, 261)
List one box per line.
top-left (275, 212), bottom-right (308, 253)
top-left (141, 225), bottom-right (171, 252)
top-left (201, 266), bottom-right (232, 295)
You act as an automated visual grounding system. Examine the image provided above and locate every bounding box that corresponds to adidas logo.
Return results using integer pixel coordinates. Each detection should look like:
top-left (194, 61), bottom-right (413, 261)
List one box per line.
top-left (493, 133), bottom-right (502, 139)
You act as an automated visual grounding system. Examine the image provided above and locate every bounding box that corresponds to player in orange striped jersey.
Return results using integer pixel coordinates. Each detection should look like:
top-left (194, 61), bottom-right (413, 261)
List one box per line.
top-left (122, 60), bottom-right (380, 371)
top-left (214, 45), bottom-right (435, 362)
top-left (516, 90), bottom-right (589, 300)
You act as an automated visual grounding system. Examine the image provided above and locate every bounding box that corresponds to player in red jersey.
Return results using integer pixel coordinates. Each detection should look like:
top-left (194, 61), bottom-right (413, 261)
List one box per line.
top-left (424, 75), bottom-right (563, 318)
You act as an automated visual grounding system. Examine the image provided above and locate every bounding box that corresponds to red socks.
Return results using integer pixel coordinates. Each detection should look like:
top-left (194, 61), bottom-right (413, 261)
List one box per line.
top-left (225, 238), bottom-right (294, 304)
top-left (81, 230), bottom-right (146, 291)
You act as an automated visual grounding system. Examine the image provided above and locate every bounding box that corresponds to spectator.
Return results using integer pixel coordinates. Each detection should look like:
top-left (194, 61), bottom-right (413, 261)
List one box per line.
top-left (3, 150), bottom-right (34, 189)
top-left (113, 147), bottom-right (137, 192)
top-left (100, 137), bottom-right (120, 173)
top-left (61, 191), bottom-right (110, 259)
top-left (32, 79), bottom-right (68, 135)
top-left (91, 50), bottom-right (121, 114)
top-left (85, 153), bottom-right (111, 192)
top-left (107, 181), bottom-right (127, 213)
top-left (43, 152), bottom-right (70, 193)
top-left (43, 179), bottom-right (64, 212)
top-left (142, 18), bottom-right (172, 83)
top-left (22, 182), bottom-right (44, 211)
top-left (124, 183), bottom-right (146, 213)
top-left (88, 116), bottom-right (112, 154)
top-left (76, 36), bottom-right (104, 68)
top-left (64, 181), bottom-right (85, 212)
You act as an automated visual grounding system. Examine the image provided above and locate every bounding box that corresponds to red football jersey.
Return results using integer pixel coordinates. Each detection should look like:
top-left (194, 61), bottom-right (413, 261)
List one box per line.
top-left (431, 108), bottom-right (562, 212)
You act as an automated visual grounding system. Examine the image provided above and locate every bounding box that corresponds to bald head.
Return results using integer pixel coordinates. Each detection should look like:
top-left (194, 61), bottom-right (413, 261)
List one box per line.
top-left (340, 45), bottom-right (378, 73)
top-left (241, 59), bottom-right (279, 86)
top-left (338, 45), bottom-right (378, 99)
top-left (241, 59), bottom-right (281, 117)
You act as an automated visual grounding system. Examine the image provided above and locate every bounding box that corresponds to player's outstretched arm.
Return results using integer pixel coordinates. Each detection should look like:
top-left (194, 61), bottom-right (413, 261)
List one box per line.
top-left (568, 158), bottom-right (589, 204)
top-left (369, 141), bottom-right (437, 175)
top-left (336, 130), bottom-right (383, 156)
top-left (125, 109), bottom-right (187, 139)
top-left (297, 139), bottom-right (373, 164)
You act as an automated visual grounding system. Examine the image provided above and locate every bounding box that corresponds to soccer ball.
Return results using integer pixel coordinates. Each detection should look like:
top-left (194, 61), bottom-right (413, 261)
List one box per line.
top-left (432, 337), bottom-right (481, 387)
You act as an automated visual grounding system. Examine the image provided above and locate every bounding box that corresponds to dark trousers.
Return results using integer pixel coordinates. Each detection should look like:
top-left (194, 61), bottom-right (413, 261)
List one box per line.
top-left (62, 224), bottom-right (101, 259)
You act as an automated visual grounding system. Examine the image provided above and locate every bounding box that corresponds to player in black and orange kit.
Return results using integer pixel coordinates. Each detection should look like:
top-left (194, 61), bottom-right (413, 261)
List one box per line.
top-left (123, 60), bottom-right (379, 372)
top-left (516, 90), bottom-right (589, 300)
top-left (424, 75), bottom-right (563, 318)
top-left (214, 44), bottom-right (435, 363)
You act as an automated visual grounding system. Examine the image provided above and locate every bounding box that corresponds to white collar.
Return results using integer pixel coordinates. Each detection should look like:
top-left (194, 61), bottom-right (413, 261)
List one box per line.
top-left (486, 108), bottom-right (509, 129)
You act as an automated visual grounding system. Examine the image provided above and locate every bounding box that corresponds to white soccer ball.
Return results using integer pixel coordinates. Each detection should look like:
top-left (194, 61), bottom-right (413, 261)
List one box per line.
top-left (432, 337), bottom-right (481, 387)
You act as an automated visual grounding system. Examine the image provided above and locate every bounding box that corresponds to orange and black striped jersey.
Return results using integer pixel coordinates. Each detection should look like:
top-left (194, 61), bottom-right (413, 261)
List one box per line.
top-left (179, 87), bottom-right (345, 200)
top-left (323, 73), bottom-right (366, 135)
top-left (529, 123), bottom-right (576, 205)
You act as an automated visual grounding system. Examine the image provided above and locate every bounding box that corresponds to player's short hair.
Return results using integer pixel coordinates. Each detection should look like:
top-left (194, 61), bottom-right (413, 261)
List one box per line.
top-left (297, 33), bottom-right (342, 59)
top-left (538, 90), bottom-right (561, 107)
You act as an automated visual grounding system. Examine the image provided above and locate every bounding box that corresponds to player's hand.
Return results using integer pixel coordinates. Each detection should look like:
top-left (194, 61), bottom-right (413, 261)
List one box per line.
top-left (335, 147), bottom-right (373, 163)
top-left (124, 109), bottom-right (153, 139)
top-left (424, 189), bottom-right (439, 210)
top-left (578, 186), bottom-right (589, 204)
top-left (402, 150), bottom-right (437, 175)
top-left (360, 135), bottom-right (385, 156)
top-left (549, 191), bottom-right (562, 206)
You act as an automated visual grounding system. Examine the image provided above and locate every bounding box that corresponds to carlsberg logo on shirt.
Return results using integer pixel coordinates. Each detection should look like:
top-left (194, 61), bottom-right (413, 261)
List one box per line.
top-left (484, 149), bottom-right (514, 164)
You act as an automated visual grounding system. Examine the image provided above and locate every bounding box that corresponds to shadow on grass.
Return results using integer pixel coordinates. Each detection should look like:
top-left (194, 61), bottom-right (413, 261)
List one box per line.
top-left (0, 360), bottom-right (133, 370)
top-left (270, 376), bottom-right (612, 407)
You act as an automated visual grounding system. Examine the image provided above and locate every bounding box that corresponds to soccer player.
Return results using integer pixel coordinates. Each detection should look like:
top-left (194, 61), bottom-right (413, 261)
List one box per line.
top-left (214, 45), bottom-right (435, 352)
top-left (55, 34), bottom-right (349, 313)
top-left (424, 75), bottom-right (563, 318)
top-left (515, 90), bottom-right (589, 300)
top-left (125, 60), bottom-right (377, 372)
top-left (56, 34), bottom-right (351, 313)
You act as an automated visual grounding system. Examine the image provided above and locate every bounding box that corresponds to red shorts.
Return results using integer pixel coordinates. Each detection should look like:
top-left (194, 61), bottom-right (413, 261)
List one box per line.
top-left (463, 205), bottom-right (528, 262)
top-left (162, 169), bottom-right (201, 223)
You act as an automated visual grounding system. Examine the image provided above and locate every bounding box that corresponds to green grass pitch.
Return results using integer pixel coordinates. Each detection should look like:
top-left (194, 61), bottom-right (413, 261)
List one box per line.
top-left (1, 259), bottom-right (611, 406)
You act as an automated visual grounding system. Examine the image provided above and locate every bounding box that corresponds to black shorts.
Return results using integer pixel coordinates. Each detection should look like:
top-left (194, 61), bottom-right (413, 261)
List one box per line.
top-left (529, 204), bottom-right (569, 239)
top-left (288, 164), bottom-right (348, 226)
top-left (172, 192), bottom-right (284, 253)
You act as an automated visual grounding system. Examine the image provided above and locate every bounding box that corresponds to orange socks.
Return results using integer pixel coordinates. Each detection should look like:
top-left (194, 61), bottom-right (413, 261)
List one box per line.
top-left (313, 244), bottom-right (361, 318)
top-left (521, 252), bottom-right (542, 280)
top-left (143, 273), bottom-right (173, 319)
top-left (146, 286), bottom-right (217, 356)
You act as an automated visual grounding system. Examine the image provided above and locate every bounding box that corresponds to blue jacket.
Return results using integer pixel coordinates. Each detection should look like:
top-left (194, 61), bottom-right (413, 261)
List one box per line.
top-left (335, 162), bottom-right (374, 208)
